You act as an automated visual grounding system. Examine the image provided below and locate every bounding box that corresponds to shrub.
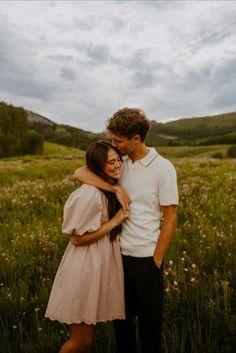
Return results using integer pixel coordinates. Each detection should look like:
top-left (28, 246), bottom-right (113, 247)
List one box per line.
top-left (211, 152), bottom-right (223, 159)
top-left (226, 145), bottom-right (236, 158)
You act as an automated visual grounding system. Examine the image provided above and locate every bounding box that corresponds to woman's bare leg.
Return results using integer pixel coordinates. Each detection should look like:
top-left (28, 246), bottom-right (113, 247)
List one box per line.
top-left (59, 323), bottom-right (95, 353)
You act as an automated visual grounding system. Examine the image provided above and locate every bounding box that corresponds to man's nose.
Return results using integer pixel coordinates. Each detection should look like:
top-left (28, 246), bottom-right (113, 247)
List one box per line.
top-left (112, 140), bottom-right (117, 147)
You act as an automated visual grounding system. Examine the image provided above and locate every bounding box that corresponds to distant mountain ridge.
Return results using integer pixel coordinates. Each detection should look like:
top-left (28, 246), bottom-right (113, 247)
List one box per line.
top-left (26, 108), bottom-right (236, 147)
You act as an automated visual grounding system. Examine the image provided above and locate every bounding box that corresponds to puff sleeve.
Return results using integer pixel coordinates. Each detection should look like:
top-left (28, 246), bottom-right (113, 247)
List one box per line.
top-left (62, 185), bottom-right (103, 236)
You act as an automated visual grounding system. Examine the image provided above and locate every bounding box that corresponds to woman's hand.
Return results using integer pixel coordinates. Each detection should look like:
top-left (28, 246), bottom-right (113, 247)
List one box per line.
top-left (68, 207), bottom-right (129, 247)
top-left (114, 185), bottom-right (131, 212)
top-left (69, 234), bottom-right (82, 246)
top-left (113, 208), bottom-right (129, 226)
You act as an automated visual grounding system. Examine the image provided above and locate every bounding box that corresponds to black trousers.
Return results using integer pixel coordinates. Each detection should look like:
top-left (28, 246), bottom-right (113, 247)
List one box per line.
top-left (113, 255), bottom-right (164, 353)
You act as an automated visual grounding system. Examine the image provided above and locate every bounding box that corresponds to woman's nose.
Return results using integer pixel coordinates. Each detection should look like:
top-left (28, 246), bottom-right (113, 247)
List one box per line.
top-left (114, 160), bottom-right (121, 167)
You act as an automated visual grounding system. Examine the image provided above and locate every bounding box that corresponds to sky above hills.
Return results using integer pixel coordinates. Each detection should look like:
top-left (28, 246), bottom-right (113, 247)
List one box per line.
top-left (1, 0), bottom-right (236, 132)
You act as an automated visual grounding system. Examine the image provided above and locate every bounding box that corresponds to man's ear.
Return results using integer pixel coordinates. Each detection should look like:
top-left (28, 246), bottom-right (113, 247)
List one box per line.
top-left (133, 134), bottom-right (141, 144)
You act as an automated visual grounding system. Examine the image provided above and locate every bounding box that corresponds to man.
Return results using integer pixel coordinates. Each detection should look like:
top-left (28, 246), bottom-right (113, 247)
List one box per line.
top-left (74, 108), bottom-right (179, 353)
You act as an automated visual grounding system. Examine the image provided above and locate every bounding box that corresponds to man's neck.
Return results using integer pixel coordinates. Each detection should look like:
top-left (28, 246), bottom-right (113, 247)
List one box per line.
top-left (129, 144), bottom-right (149, 162)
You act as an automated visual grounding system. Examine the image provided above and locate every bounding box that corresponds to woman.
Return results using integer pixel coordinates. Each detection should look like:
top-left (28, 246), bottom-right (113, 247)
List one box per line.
top-left (45, 141), bottom-right (129, 353)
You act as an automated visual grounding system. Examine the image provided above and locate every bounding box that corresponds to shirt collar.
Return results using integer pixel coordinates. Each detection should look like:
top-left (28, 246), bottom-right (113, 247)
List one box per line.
top-left (122, 148), bottom-right (158, 167)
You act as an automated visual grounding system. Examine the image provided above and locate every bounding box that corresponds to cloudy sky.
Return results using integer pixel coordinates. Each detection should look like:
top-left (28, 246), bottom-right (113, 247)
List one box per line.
top-left (0, 0), bottom-right (236, 132)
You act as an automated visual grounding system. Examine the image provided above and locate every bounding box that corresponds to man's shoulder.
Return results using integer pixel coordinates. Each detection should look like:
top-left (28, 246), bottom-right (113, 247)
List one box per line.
top-left (154, 152), bottom-right (173, 167)
top-left (151, 154), bottom-right (177, 179)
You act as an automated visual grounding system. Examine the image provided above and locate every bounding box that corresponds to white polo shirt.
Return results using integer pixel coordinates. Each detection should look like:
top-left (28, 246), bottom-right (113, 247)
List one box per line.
top-left (118, 147), bottom-right (179, 257)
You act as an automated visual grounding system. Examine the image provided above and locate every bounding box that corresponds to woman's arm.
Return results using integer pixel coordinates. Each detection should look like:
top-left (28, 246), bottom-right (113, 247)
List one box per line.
top-left (73, 166), bottom-right (131, 212)
top-left (69, 208), bottom-right (129, 246)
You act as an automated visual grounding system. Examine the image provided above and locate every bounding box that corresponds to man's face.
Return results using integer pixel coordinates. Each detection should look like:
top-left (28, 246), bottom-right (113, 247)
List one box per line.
top-left (111, 134), bottom-right (136, 156)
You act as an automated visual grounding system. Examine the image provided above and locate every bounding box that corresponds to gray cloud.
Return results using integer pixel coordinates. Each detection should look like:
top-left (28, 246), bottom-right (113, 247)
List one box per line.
top-left (72, 17), bottom-right (94, 32)
top-left (212, 57), bottom-right (236, 85)
top-left (86, 44), bottom-right (110, 65)
top-left (60, 67), bottom-right (76, 81)
top-left (47, 54), bottom-right (74, 63)
top-left (210, 57), bottom-right (236, 109)
top-left (131, 70), bottom-right (157, 89)
top-left (0, 18), bottom-right (53, 102)
top-left (0, 1), bottom-right (236, 131)
top-left (1, 77), bottom-right (52, 101)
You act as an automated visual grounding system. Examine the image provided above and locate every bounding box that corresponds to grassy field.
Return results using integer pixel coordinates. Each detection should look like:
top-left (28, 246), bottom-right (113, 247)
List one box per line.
top-left (0, 144), bottom-right (236, 353)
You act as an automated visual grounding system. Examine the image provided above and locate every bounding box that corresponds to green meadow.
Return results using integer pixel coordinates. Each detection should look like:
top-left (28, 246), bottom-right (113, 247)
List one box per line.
top-left (0, 143), bottom-right (235, 353)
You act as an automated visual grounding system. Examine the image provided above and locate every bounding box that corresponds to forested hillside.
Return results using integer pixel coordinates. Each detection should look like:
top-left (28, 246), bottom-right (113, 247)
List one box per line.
top-left (147, 112), bottom-right (236, 146)
top-left (0, 102), bottom-right (106, 158)
top-left (0, 102), bottom-right (43, 158)
top-left (27, 108), bottom-right (107, 151)
top-left (1, 101), bottom-right (236, 158)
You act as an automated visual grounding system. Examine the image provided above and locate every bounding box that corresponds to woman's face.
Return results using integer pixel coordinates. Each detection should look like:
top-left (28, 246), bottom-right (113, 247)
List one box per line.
top-left (103, 148), bottom-right (122, 180)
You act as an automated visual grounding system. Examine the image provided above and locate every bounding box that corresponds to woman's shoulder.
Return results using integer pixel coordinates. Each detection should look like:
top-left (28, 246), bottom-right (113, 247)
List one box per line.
top-left (66, 185), bottom-right (102, 205)
top-left (78, 184), bottom-right (102, 196)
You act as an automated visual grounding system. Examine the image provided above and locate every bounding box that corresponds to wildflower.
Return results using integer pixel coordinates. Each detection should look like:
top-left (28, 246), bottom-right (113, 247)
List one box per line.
top-left (37, 327), bottom-right (42, 331)
top-left (192, 264), bottom-right (196, 268)
top-left (190, 277), bottom-right (196, 283)
top-left (12, 325), bottom-right (17, 329)
top-left (184, 268), bottom-right (189, 272)
top-left (169, 260), bottom-right (173, 266)
top-left (173, 280), bottom-right (178, 286)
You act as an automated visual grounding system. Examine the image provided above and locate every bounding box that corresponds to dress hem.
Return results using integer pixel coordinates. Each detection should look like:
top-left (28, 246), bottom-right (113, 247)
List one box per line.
top-left (45, 314), bottom-right (125, 325)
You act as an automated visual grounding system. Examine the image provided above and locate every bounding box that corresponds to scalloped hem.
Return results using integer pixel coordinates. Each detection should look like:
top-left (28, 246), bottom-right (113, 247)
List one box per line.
top-left (45, 314), bottom-right (125, 325)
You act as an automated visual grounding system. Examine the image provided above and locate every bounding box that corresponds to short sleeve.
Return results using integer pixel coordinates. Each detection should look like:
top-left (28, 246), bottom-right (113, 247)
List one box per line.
top-left (62, 185), bottom-right (103, 236)
top-left (158, 161), bottom-right (179, 206)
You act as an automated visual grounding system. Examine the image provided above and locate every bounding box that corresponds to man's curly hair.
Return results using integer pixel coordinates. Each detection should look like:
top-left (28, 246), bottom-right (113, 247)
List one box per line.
top-left (106, 107), bottom-right (150, 142)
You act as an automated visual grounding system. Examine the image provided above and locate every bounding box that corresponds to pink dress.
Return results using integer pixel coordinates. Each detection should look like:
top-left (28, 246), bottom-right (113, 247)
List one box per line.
top-left (45, 185), bottom-right (125, 325)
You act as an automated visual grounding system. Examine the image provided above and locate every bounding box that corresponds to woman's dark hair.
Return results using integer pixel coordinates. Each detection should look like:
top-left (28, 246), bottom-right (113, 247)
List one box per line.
top-left (86, 140), bottom-right (122, 241)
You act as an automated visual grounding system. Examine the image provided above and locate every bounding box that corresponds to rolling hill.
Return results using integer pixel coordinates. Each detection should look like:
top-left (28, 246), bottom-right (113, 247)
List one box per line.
top-left (26, 109), bottom-right (107, 150)
top-left (1, 101), bottom-right (236, 157)
top-left (27, 108), bottom-right (236, 148)
top-left (147, 112), bottom-right (236, 146)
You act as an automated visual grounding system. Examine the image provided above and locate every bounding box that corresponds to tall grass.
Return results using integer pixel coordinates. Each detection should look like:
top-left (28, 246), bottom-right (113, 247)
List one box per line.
top-left (0, 154), bottom-right (235, 353)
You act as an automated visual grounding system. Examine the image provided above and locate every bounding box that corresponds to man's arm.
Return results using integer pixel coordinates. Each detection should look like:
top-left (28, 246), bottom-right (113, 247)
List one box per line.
top-left (153, 205), bottom-right (177, 268)
top-left (73, 166), bottom-right (131, 211)
top-left (69, 208), bottom-right (129, 246)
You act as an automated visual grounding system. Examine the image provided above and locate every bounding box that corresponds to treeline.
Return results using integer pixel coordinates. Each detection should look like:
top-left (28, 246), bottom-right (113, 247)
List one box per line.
top-left (0, 102), bottom-right (107, 158)
top-left (0, 102), bottom-right (43, 158)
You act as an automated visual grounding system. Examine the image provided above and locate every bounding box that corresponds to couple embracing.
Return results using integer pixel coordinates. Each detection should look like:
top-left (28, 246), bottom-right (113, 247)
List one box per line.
top-left (45, 107), bottom-right (179, 353)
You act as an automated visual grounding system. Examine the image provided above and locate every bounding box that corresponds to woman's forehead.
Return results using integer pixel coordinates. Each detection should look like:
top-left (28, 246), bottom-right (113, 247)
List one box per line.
top-left (107, 148), bottom-right (119, 158)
